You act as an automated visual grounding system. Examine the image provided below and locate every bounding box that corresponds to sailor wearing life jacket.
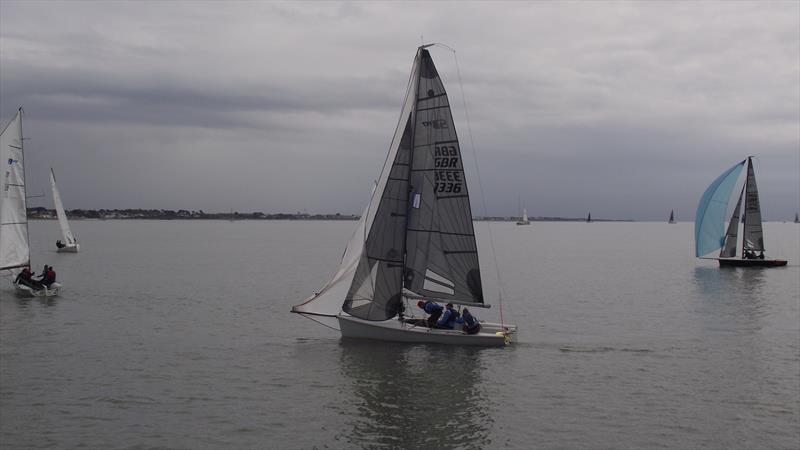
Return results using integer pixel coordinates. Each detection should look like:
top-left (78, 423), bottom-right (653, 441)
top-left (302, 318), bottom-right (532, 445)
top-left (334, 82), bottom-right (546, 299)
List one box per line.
top-left (436, 303), bottom-right (460, 329)
top-left (417, 300), bottom-right (443, 327)
top-left (457, 308), bottom-right (481, 335)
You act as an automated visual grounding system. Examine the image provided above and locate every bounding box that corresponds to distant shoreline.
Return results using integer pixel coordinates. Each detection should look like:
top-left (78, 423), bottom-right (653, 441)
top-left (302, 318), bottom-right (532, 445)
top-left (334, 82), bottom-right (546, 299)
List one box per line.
top-left (27, 207), bottom-right (634, 222)
top-left (27, 208), bottom-right (358, 221)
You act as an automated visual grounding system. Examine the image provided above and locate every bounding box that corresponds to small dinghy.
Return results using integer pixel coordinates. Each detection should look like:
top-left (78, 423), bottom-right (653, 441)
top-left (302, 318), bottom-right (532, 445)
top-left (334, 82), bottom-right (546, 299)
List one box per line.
top-left (1, 108), bottom-right (64, 297)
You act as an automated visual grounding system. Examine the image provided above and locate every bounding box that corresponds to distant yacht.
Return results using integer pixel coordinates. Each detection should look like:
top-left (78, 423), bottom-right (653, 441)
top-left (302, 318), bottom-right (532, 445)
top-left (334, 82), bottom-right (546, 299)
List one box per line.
top-left (795, 212), bottom-right (799, 224)
top-left (586, 211), bottom-right (592, 223)
top-left (668, 209), bottom-right (676, 224)
top-left (695, 156), bottom-right (786, 267)
top-left (516, 207), bottom-right (531, 226)
top-left (51, 168), bottom-right (79, 253)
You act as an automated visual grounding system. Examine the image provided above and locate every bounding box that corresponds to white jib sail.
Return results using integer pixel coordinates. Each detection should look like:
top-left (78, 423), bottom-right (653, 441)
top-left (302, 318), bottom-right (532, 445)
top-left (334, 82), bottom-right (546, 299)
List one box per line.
top-left (50, 168), bottom-right (76, 246)
top-left (291, 202), bottom-right (368, 317)
top-left (0, 110), bottom-right (30, 271)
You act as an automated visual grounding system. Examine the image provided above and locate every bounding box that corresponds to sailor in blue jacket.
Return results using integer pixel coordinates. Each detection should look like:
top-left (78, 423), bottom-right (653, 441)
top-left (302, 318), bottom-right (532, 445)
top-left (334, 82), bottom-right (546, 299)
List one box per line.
top-left (417, 300), bottom-right (443, 327)
top-left (436, 303), bottom-right (459, 329)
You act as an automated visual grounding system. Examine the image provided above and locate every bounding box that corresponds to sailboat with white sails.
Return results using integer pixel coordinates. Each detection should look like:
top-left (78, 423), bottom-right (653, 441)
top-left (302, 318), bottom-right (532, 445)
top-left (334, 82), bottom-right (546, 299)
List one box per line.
top-left (51, 168), bottom-right (79, 252)
top-left (695, 156), bottom-right (787, 267)
top-left (1, 108), bottom-right (62, 296)
top-left (291, 46), bottom-right (515, 346)
top-left (516, 207), bottom-right (531, 226)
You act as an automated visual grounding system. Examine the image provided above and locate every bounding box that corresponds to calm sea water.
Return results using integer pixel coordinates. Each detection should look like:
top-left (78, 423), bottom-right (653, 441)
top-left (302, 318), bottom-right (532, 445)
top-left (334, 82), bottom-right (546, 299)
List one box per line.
top-left (1, 220), bottom-right (798, 449)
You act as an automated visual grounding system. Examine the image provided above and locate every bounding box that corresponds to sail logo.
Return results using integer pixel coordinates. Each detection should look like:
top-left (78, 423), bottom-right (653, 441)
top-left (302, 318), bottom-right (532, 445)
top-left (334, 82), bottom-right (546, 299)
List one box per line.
top-left (422, 119), bottom-right (448, 129)
top-left (7, 158), bottom-right (18, 165)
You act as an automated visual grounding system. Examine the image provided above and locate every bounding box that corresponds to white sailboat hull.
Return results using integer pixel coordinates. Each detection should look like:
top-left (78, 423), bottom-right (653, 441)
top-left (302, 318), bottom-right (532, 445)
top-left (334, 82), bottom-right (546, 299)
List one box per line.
top-left (337, 314), bottom-right (515, 346)
top-left (57, 244), bottom-right (79, 253)
top-left (14, 281), bottom-right (62, 297)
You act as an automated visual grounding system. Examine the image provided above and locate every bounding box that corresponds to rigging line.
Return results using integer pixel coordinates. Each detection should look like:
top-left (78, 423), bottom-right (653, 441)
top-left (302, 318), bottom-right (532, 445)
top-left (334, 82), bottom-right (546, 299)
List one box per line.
top-left (298, 313), bottom-right (341, 332)
top-left (438, 43), bottom-right (513, 330)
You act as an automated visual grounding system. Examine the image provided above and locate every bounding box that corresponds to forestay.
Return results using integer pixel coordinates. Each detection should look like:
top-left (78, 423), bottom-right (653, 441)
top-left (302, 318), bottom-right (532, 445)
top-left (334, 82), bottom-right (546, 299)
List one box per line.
top-left (50, 168), bottom-right (77, 246)
top-left (0, 109), bottom-right (30, 271)
top-left (695, 160), bottom-right (746, 257)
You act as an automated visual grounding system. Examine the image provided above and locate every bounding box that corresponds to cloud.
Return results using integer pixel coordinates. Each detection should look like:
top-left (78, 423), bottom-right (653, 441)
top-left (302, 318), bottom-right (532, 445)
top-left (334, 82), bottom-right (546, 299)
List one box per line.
top-left (1, 1), bottom-right (797, 219)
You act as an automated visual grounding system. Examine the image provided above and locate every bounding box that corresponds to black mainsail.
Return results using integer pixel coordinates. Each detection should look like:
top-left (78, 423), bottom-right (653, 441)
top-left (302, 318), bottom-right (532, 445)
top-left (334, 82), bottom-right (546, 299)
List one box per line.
top-left (742, 158), bottom-right (764, 252)
top-left (403, 49), bottom-right (483, 306)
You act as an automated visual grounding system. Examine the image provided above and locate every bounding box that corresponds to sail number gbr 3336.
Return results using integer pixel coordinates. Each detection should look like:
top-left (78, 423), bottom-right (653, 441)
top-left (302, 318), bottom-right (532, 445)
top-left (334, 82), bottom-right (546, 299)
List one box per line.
top-left (433, 144), bottom-right (462, 194)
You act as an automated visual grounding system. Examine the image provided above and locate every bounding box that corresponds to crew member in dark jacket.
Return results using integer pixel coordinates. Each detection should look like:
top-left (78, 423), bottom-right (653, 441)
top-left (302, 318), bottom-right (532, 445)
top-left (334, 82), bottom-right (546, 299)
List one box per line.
top-left (14, 266), bottom-right (36, 288)
top-left (42, 266), bottom-right (56, 287)
top-left (457, 308), bottom-right (481, 335)
top-left (436, 303), bottom-right (459, 329)
top-left (417, 300), bottom-right (443, 327)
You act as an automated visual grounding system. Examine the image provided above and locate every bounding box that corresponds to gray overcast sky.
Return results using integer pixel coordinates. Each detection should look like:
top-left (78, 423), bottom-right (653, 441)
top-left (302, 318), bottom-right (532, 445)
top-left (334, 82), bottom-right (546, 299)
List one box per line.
top-left (1, 1), bottom-right (798, 220)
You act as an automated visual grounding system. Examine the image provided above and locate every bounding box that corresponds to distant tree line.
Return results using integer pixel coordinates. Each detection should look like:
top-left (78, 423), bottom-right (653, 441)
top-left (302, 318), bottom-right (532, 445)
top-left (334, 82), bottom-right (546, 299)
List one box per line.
top-left (26, 207), bottom-right (359, 221)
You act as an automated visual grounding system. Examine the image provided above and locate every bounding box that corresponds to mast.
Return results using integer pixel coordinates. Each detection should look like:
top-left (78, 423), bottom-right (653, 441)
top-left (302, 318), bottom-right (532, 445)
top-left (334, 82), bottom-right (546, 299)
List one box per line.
top-left (20, 108), bottom-right (30, 267)
top-left (399, 46), bottom-right (424, 300)
top-left (741, 158), bottom-right (749, 257)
